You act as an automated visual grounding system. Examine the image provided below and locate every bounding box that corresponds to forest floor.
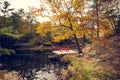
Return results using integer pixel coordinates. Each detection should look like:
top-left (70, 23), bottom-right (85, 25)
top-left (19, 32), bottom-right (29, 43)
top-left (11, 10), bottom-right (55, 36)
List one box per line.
top-left (62, 36), bottom-right (120, 80)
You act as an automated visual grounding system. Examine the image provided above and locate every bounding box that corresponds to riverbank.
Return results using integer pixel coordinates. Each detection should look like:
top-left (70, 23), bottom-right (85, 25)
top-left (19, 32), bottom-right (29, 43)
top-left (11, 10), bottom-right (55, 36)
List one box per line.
top-left (62, 36), bottom-right (120, 80)
top-left (62, 55), bottom-right (120, 80)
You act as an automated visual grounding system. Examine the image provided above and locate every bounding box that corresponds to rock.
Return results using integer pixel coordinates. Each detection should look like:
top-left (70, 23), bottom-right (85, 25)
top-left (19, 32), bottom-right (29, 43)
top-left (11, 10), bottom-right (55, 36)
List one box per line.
top-left (0, 70), bottom-right (20, 80)
top-left (87, 50), bottom-right (97, 58)
top-left (0, 64), bottom-right (2, 67)
top-left (76, 53), bottom-right (83, 57)
top-left (82, 46), bottom-right (92, 53)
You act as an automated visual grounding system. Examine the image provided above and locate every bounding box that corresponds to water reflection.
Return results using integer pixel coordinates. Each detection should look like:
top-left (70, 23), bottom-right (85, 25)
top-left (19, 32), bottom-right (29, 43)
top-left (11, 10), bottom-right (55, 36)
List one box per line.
top-left (0, 50), bottom-right (67, 80)
top-left (34, 69), bottom-right (58, 80)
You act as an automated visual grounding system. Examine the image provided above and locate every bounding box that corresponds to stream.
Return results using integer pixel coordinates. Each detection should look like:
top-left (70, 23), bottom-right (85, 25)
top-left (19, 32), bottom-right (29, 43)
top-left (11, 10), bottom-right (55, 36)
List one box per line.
top-left (0, 50), bottom-right (68, 80)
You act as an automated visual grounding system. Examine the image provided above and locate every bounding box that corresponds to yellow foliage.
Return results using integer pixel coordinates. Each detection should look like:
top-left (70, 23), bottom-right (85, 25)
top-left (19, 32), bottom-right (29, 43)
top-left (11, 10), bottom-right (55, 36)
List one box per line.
top-left (53, 28), bottom-right (72, 42)
top-left (53, 35), bottom-right (66, 42)
top-left (63, 20), bottom-right (70, 27)
top-left (73, 0), bottom-right (85, 11)
top-left (57, 11), bottom-right (71, 20)
top-left (36, 21), bottom-right (52, 37)
top-left (35, 0), bottom-right (116, 43)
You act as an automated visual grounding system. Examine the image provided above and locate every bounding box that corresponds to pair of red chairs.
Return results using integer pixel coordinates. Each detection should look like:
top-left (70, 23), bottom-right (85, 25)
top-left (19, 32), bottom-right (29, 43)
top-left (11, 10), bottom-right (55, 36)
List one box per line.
top-left (57, 45), bottom-right (70, 52)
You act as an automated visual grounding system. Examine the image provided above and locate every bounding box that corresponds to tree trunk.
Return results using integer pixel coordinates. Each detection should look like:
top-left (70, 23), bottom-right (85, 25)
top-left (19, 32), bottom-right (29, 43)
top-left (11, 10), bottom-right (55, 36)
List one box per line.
top-left (73, 34), bottom-right (82, 55)
top-left (95, 0), bottom-right (99, 38)
top-left (91, 9), bottom-right (95, 50)
top-left (3, 12), bottom-right (6, 27)
top-left (82, 34), bottom-right (86, 48)
top-left (69, 23), bottom-right (82, 55)
top-left (3, 8), bottom-right (7, 27)
top-left (68, 17), bottom-right (82, 56)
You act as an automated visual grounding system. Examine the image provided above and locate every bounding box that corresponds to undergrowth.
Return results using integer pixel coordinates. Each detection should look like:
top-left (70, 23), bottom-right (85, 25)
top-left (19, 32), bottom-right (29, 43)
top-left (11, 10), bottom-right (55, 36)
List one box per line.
top-left (63, 55), bottom-right (119, 80)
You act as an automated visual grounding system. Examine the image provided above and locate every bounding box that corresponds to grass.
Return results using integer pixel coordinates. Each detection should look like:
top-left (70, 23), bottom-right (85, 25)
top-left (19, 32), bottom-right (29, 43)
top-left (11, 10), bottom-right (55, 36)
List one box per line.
top-left (63, 55), bottom-right (117, 80)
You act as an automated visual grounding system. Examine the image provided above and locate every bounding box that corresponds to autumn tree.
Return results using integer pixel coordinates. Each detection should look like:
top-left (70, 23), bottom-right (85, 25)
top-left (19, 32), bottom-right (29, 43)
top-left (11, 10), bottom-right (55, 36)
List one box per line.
top-left (86, 0), bottom-right (117, 39)
top-left (93, 0), bottom-right (100, 38)
top-left (102, 0), bottom-right (120, 35)
top-left (34, 0), bottom-right (119, 54)
top-left (35, 0), bottom-right (93, 55)
top-left (96, 0), bottom-right (120, 36)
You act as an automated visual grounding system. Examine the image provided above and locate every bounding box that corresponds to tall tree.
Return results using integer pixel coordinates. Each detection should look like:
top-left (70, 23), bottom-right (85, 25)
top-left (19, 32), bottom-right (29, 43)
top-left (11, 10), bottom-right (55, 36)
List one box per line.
top-left (92, 0), bottom-right (100, 38)
top-left (102, 0), bottom-right (120, 35)
top-left (88, 0), bottom-right (117, 38)
top-left (0, 1), bottom-right (14, 27)
top-left (35, 0), bottom-right (91, 55)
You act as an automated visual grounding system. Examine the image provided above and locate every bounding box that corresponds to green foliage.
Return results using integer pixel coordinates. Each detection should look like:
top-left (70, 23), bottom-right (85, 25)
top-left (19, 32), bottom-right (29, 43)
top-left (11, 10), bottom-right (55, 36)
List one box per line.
top-left (0, 26), bottom-right (13, 33)
top-left (0, 47), bottom-right (15, 56)
top-left (0, 26), bottom-right (23, 39)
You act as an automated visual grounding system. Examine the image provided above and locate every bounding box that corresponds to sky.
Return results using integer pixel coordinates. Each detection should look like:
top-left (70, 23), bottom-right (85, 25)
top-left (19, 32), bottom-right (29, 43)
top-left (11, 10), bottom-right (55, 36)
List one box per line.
top-left (4, 0), bottom-right (40, 12)
top-left (0, 0), bottom-right (49, 22)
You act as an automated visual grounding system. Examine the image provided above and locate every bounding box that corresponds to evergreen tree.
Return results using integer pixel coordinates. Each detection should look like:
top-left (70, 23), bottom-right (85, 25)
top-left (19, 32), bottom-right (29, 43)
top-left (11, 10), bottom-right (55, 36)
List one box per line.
top-left (0, 1), bottom-right (14, 27)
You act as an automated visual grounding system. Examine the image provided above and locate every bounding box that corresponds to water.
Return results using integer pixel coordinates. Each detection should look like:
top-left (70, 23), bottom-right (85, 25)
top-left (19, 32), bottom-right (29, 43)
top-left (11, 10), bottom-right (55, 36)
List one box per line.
top-left (0, 50), bottom-right (68, 80)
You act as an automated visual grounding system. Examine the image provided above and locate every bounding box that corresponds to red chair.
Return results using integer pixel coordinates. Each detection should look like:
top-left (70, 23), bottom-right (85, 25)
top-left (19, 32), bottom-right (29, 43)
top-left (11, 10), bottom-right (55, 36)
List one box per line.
top-left (64, 45), bottom-right (70, 52)
top-left (57, 46), bottom-right (63, 52)
top-left (57, 45), bottom-right (71, 52)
